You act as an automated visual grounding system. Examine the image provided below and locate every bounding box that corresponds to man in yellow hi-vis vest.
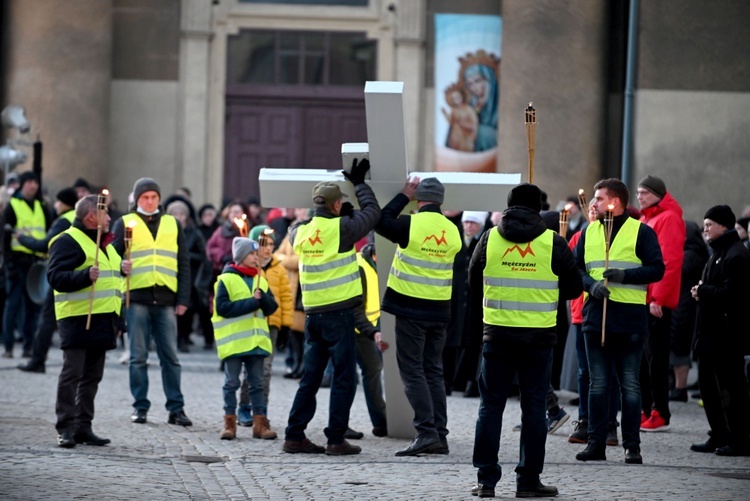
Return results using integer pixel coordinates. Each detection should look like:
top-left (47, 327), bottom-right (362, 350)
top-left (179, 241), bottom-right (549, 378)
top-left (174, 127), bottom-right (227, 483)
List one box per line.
top-left (467, 184), bottom-right (581, 498)
top-left (47, 195), bottom-right (131, 448)
top-left (17, 187), bottom-right (79, 374)
top-left (112, 178), bottom-right (193, 427)
top-left (375, 177), bottom-right (461, 457)
top-left (574, 178), bottom-right (664, 466)
top-left (1, 171), bottom-right (52, 358)
top-left (282, 158), bottom-right (380, 456)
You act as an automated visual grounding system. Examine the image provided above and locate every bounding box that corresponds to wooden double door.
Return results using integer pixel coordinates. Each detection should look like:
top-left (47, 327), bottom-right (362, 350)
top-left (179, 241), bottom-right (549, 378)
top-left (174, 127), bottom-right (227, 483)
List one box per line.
top-left (224, 86), bottom-right (367, 203)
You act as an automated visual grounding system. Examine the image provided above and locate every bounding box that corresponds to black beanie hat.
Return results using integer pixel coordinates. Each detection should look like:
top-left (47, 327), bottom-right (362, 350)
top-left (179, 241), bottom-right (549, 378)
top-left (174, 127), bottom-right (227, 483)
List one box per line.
top-left (18, 171), bottom-right (39, 189)
top-left (507, 183), bottom-right (543, 213)
top-left (132, 177), bottom-right (161, 203)
top-left (56, 187), bottom-right (78, 208)
top-left (704, 205), bottom-right (736, 229)
top-left (638, 175), bottom-right (667, 198)
top-left (73, 177), bottom-right (91, 191)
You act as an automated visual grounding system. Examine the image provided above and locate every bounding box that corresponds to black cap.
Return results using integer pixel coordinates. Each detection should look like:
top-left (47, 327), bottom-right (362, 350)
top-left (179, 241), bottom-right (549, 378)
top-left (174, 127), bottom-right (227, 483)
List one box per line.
top-left (507, 183), bottom-right (543, 213)
top-left (704, 205), bottom-right (736, 229)
top-left (56, 187), bottom-right (78, 208)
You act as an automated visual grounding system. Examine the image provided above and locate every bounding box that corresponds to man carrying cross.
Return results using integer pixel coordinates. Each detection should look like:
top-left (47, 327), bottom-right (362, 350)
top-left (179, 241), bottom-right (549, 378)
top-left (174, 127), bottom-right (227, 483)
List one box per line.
top-left (375, 177), bottom-right (461, 456)
top-left (282, 158), bottom-right (381, 456)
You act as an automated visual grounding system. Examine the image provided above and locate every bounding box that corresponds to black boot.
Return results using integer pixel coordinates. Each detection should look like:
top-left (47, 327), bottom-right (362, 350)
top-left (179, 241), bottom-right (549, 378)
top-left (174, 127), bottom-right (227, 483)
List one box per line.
top-left (575, 442), bottom-right (606, 461)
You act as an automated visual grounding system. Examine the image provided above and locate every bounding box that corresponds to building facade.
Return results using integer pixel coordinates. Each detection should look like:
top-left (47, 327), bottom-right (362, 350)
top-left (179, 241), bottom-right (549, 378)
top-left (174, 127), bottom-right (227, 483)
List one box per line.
top-left (1, 0), bottom-right (748, 221)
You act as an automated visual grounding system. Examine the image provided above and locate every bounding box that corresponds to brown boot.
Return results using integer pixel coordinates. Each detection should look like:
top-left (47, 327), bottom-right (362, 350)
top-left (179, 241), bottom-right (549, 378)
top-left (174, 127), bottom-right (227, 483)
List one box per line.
top-left (252, 414), bottom-right (277, 440)
top-left (220, 415), bottom-right (237, 440)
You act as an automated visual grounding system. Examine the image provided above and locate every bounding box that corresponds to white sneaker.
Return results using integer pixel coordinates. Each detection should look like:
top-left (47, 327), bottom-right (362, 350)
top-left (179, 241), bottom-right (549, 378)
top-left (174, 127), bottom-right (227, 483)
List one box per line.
top-left (119, 350), bottom-right (130, 365)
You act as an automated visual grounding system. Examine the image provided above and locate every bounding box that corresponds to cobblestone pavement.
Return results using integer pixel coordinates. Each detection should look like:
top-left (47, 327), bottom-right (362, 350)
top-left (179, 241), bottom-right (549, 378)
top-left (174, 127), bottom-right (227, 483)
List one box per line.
top-left (1, 342), bottom-right (748, 500)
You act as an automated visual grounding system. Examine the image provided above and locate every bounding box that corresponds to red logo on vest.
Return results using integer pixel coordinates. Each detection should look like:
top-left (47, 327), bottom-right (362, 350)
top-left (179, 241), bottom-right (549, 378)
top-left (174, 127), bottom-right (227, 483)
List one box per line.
top-left (308, 229), bottom-right (323, 246)
top-left (501, 243), bottom-right (535, 259)
top-left (423, 229), bottom-right (448, 245)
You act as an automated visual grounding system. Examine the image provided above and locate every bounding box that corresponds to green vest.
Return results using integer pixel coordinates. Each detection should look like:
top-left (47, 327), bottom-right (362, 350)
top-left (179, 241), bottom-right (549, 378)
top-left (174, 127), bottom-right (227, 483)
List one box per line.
top-left (52, 227), bottom-right (123, 320)
top-left (10, 198), bottom-right (46, 255)
top-left (294, 216), bottom-right (361, 309)
top-left (387, 212), bottom-right (460, 300)
top-left (356, 252), bottom-right (380, 334)
top-left (123, 213), bottom-right (179, 293)
top-left (212, 272), bottom-right (272, 360)
top-left (584, 216), bottom-right (647, 305)
top-left (483, 229), bottom-right (559, 328)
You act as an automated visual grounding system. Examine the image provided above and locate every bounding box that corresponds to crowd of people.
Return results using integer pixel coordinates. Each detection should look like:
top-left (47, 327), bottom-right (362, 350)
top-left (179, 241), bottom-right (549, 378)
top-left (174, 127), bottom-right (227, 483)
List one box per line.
top-left (3, 165), bottom-right (749, 498)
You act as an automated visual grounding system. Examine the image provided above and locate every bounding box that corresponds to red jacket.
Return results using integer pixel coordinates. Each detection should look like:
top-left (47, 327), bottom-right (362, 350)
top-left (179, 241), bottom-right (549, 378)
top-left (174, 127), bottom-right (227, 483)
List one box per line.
top-left (569, 231), bottom-right (584, 324)
top-left (640, 192), bottom-right (685, 310)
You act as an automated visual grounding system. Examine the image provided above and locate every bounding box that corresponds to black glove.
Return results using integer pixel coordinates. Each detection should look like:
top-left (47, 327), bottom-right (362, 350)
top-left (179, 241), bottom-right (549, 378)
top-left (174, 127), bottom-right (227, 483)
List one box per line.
top-left (339, 201), bottom-right (354, 218)
top-left (589, 281), bottom-right (611, 300)
top-left (603, 269), bottom-right (625, 283)
top-left (342, 158), bottom-right (370, 186)
top-left (277, 326), bottom-right (290, 349)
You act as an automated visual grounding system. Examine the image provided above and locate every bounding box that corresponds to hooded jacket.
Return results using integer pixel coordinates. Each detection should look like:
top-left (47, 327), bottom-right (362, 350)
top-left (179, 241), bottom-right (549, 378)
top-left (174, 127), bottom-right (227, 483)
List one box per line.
top-left (468, 206), bottom-right (582, 346)
top-left (640, 192), bottom-right (685, 310)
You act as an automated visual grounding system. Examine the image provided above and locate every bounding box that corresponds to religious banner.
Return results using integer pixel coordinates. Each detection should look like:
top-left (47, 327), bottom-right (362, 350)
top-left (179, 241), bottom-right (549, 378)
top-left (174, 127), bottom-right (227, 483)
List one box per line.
top-left (434, 14), bottom-right (501, 172)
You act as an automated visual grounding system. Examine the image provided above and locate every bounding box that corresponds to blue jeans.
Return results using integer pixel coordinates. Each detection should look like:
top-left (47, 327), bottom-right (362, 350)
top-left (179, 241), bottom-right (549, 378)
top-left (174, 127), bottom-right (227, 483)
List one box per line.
top-left (285, 309), bottom-right (356, 445)
top-left (473, 342), bottom-right (552, 489)
top-left (128, 304), bottom-right (185, 413)
top-left (584, 330), bottom-right (645, 449)
top-left (224, 354), bottom-right (266, 415)
top-left (575, 324), bottom-right (620, 423)
top-left (395, 316), bottom-right (448, 440)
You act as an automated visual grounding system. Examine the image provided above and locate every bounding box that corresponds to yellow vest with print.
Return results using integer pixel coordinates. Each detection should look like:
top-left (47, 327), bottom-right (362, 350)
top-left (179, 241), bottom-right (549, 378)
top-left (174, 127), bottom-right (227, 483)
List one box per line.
top-left (123, 213), bottom-right (179, 293)
top-left (294, 216), bottom-right (361, 309)
top-left (584, 216), bottom-right (647, 305)
top-left (10, 198), bottom-right (46, 256)
top-left (483, 229), bottom-right (559, 328)
top-left (212, 272), bottom-right (272, 360)
top-left (355, 252), bottom-right (380, 334)
top-left (387, 212), bottom-right (460, 301)
top-left (52, 227), bottom-right (123, 320)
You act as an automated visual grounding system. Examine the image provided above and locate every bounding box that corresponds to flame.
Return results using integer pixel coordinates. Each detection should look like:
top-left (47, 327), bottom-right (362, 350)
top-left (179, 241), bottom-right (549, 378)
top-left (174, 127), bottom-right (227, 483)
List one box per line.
top-left (579, 189), bottom-right (584, 196)
top-left (607, 204), bottom-right (615, 211)
top-left (126, 220), bottom-right (137, 229)
top-left (563, 203), bottom-right (574, 212)
top-left (234, 215), bottom-right (248, 236)
top-left (102, 189), bottom-right (109, 196)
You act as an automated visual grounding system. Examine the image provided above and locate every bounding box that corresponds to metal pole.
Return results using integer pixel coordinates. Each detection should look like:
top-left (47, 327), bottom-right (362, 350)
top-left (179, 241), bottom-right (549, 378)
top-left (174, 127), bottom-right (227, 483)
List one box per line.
top-left (620, 0), bottom-right (640, 187)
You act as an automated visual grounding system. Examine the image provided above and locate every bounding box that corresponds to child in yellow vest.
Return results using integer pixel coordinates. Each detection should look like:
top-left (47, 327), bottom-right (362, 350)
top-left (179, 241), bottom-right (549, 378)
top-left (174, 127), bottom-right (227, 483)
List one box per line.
top-left (213, 237), bottom-right (278, 440)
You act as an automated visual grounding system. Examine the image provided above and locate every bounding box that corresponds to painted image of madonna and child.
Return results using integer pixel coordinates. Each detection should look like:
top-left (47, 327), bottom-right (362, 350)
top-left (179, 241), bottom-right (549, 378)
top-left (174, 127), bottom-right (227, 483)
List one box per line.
top-left (436, 49), bottom-right (500, 172)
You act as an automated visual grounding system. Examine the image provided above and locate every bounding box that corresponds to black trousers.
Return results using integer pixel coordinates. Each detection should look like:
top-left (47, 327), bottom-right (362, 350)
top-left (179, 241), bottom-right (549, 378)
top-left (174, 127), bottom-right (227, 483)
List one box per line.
top-left (29, 287), bottom-right (57, 366)
top-left (640, 309), bottom-right (672, 421)
top-left (698, 349), bottom-right (750, 446)
top-left (55, 347), bottom-right (106, 433)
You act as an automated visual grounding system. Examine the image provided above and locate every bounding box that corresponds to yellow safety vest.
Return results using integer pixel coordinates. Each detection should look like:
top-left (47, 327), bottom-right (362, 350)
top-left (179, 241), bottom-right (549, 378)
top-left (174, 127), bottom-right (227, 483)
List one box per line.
top-left (10, 198), bottom-right (46, 256)
top-left (52, 227), bottom-right (123, 320)
top-left (123, 213), bottom-right (179, 293)
top-left (294, 216), bottom-right (361, 309)
top-left (60, 210), bottom-right (75, 224)
top-left (584, 217), bottom-right (647, 305)
top-left (212, 272), bottom-right (272, 360)
top-left (355, 252), bottom-right (380, 334)
top-left (387, 212), bottom-right (460, 301)
top-left (483, 229), bottom-right (559, 328)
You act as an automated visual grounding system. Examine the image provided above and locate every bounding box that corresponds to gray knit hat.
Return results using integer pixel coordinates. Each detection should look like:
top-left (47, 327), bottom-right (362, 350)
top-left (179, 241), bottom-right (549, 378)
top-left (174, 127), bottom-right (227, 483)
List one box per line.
top-left (132, 177), bottom-right (161, 203)
top-left (416, 177), bottom-right (445, 204)
top-left (232, 237), bottom-right (259, 264)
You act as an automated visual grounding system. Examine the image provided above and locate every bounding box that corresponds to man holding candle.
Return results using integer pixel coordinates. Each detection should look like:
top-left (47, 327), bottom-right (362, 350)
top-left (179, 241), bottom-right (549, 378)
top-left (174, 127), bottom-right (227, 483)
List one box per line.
top-left (575, 178), bottom-right (664, 464)
top-left (112, 178), bottom-right (193, 427)
top-left (48, 195), bottom-right (130, 447)
top-left (636, 176), bottom-right (685, 433)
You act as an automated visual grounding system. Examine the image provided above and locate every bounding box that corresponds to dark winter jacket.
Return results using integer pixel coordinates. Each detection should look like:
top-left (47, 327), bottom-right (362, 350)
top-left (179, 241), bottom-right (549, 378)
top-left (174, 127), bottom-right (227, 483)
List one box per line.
top-left (111, 210), bottom-right (191, 308)
top-left (576, 212), bottom-right (665, 335)
top-left (468, 206), bottom-right (583, 346)
top-left (693, 229), bottom-right (750, 356)
top-left (46, 219), bottom-right (121, 350)
top-left (289, 182), bottom-right (380, 314)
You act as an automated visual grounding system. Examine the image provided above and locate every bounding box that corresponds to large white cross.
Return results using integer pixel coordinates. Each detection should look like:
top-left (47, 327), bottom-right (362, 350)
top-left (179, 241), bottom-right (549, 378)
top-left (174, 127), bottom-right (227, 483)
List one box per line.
top-left (259, 81), bottom-right (520, 438)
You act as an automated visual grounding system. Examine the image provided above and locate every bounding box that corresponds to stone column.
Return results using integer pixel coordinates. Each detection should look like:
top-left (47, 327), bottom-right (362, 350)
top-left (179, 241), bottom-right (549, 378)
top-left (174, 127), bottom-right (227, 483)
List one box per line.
top-left (498, 0), bottom-right (607, 200)
top-left (4, 0), bottom-right (112, 197)
top-left (177, 0), bottom-right (213, 206)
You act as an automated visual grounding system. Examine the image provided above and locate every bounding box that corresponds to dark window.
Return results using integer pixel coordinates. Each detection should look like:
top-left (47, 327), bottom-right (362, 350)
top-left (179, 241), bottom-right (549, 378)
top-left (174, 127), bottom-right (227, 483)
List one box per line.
top-left (227, 30), bottom-right (376, 87)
